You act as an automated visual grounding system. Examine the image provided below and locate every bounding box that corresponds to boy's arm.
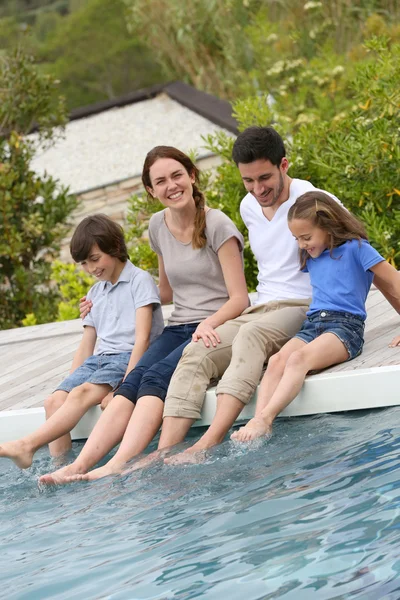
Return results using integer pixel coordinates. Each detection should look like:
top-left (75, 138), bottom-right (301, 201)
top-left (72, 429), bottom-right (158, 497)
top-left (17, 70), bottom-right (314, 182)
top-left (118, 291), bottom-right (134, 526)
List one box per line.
top-left (69, 326), bottom-right (97, 373)
top-left (123, 304), bottom-right (154, 378)
top-left (370, 261), bottom-right (400, 347)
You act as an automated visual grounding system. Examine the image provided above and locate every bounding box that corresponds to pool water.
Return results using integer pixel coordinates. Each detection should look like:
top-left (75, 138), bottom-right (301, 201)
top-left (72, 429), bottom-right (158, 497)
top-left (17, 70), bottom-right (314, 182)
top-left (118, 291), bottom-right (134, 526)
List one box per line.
top-left (1, 408), bottom-right (400, 599)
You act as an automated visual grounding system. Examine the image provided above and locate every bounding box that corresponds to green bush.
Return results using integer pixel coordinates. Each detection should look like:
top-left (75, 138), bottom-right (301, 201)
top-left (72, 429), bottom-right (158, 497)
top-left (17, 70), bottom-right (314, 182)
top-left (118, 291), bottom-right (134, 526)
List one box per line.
top-left (0, 46), bottom-right (77, 329)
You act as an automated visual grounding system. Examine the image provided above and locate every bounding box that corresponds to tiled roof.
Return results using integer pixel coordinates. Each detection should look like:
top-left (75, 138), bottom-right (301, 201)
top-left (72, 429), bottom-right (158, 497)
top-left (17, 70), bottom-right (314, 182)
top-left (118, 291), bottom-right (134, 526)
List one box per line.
top-left (31, 85), bottom-right (236, 194)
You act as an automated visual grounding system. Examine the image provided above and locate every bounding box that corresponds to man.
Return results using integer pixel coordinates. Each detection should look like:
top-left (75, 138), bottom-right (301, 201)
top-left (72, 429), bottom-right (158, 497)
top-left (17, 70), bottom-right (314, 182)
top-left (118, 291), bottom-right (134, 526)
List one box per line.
top-left (157, 125), bottom-right (332, 462)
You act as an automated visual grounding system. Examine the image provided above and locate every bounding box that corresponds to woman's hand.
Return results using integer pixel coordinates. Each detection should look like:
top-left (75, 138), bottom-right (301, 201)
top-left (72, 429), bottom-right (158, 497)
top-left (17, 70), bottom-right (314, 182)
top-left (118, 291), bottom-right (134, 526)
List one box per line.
top-left (192, 319), bottom-right (221, 348)
top-left (389, 334), bottom-right (400, 347)
top-left (79, 295), bottom-right (93, 320)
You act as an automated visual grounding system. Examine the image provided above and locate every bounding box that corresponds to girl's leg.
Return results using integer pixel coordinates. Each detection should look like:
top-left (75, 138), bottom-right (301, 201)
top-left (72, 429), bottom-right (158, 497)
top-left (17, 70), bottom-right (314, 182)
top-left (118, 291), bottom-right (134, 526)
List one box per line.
top-left (237, 333), bottom-right (349, 442)
top-left (0, 384), bottom-right (109, 469)
top-left (232, 338), bottom-right (306, 442)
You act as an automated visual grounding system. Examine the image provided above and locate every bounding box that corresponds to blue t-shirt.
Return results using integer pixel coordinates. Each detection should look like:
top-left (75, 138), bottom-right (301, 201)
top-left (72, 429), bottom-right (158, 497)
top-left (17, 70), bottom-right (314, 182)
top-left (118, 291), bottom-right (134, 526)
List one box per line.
top-left (304, 239), bottom-right (384, 319)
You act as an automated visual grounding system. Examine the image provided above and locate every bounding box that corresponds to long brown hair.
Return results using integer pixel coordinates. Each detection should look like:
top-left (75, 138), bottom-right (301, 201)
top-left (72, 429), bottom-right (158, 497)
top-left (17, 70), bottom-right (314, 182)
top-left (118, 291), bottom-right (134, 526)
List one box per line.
top-left (288, 191), bottom-right (368, 269)
top-left (142, 146), bottom-right (207, 249)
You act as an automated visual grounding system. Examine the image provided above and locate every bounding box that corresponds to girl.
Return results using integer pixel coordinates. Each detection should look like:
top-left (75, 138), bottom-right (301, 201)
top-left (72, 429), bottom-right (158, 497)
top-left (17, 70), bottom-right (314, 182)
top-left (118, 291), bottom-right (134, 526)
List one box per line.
top-left (40, 146), bottom-right (249, 483)
top-left (232, 190), bottom-right (400, 442)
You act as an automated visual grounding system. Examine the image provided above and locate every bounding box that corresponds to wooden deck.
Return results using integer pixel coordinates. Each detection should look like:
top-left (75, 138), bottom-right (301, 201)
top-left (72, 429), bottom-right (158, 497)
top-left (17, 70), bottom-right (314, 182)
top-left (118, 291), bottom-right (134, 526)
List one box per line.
top-left (0, 287), bottom-right (399, 414)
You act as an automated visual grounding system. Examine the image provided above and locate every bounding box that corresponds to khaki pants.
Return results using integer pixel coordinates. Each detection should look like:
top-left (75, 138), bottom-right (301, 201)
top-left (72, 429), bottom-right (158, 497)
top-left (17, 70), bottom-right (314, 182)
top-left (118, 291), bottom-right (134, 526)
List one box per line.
top-left (163, 298), bottom-right (311, 420)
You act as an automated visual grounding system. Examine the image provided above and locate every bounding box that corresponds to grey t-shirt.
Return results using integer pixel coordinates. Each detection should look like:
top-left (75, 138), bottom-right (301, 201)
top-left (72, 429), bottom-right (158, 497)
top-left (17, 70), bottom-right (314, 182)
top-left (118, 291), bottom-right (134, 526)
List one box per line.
top-left (83, 260), bottom-right (164, 354)
top-left (148, 208), bottom-right (245, 325)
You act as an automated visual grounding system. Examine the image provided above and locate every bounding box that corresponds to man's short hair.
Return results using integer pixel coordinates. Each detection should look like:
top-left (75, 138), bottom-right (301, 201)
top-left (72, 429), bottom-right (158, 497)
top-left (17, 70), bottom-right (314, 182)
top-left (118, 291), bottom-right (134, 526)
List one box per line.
top-left (232, 126), bottom-right (286, 167)
top-left (70, 214), bottom-right (129, 263)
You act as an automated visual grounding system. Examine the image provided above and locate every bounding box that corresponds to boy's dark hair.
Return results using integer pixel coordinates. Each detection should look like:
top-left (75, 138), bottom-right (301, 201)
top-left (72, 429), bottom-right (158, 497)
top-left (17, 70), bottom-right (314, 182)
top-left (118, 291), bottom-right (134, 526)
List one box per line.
top-left (232, 126), bottom-right (286, 166)
top-left (70, 214), bottom-right (129, 263)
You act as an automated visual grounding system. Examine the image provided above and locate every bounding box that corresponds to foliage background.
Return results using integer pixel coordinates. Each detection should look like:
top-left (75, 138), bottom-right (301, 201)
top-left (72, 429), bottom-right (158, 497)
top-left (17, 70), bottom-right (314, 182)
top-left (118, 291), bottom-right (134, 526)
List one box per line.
top-left (1, 0), bottom-right (399, 327)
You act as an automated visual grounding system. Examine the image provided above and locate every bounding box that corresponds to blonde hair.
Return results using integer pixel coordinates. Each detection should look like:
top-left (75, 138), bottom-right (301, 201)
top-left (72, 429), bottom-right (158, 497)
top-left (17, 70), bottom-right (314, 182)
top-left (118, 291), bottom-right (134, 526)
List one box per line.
top-left (142, 146), bottom-right (207, 249)
top-left (288, 191), bottom-right (368, 269)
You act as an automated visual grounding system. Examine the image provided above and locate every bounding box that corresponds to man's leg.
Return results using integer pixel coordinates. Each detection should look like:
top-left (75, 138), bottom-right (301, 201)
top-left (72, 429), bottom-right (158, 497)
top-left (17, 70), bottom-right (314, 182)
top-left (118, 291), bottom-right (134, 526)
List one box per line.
top-left (0, 383), bottom-right (110, 469)
top-left (166, 300), bottom-right (309, 463)
top-left (160, 308), bottom-right (261, 448)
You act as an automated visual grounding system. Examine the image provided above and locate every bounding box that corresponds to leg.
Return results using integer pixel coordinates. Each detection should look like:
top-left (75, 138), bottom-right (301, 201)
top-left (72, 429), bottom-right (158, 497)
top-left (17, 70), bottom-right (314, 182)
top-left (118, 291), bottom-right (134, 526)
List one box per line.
top-left (39, 394), bottom-right (135, 484)
top-left (237, 333), bottom-right (349, 442)
top-left (71, 326), bottom-right (201, 481)
top-left (160, 312), bottom-right (253, 448)
top-left (232, 338), bottom-right (306, 441)
top-left (167, 301), bottom-right (309, 462)
top-left (44, 390), bottom-right (73, 457)
top-left (0, 384), bottom-right (109, 469)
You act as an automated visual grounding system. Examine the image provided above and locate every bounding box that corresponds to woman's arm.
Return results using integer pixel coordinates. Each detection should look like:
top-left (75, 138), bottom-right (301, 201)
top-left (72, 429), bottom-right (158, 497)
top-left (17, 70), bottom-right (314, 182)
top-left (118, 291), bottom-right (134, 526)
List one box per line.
top-left (192, 237), bottom-right (249, 347)
top-left (158, 255), bottom-right (173, 305)
top-left (70, 326), bottom-right (97, 373)
top-left (123, 304), bottom-right (154, 377)
top-left (370, 261), bottom-right (400, 347)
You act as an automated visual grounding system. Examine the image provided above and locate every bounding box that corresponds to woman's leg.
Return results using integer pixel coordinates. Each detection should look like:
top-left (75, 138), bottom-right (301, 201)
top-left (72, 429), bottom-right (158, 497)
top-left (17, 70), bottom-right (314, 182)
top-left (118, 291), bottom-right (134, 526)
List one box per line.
top-left (235, 333), bottom-right (349, 442)
top-left (72, 327), bottom-right (198, 481)
top-left (0, 384), bottom-right (109, 469)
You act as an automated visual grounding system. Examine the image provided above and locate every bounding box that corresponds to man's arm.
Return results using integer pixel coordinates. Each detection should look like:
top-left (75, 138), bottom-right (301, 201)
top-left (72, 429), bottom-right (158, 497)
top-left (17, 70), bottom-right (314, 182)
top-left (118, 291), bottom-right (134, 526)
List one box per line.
top-left (69, 326), bottom-right (97, 373)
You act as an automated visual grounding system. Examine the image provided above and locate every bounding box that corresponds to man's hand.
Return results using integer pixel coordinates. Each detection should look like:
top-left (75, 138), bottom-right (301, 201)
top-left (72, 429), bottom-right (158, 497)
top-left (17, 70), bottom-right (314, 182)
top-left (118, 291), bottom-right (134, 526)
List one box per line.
top-left (79, 295), bottom-right (93, 320)
top-left (192, 320), bottom-right (221, 348)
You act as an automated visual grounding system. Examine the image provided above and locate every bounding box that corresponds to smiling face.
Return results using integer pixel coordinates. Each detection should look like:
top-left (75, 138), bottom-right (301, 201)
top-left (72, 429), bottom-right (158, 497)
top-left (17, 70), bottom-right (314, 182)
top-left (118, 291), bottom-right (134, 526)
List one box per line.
top-left (289, 218), bottom-right (330, 258)
top-left (147, 157), bottom-right (195, 208)
top-left (80, 244), bottom-right (123, 284)
top-left (238, 158), bottom-right (289, 209)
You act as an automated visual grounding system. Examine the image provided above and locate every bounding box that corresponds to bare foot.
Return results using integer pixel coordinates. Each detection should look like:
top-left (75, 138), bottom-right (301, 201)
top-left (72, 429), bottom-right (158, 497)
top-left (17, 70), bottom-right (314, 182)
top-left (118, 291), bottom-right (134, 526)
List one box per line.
top-left (0, 440), bottom-right (35, 469)
top-left (231, 417), bottom-right (272, 442)
top-left (66, 461), bottom-right (125, 482)
top-left (164, 444), bottom-right (207, 466)
top-left (39, 462), bottom-right (87, 485)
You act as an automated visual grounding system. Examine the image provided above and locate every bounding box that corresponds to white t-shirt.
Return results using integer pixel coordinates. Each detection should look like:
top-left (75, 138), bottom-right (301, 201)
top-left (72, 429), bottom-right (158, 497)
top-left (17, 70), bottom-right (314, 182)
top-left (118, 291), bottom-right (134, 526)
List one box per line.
top-left (240, 178), bottom-right (340, 304)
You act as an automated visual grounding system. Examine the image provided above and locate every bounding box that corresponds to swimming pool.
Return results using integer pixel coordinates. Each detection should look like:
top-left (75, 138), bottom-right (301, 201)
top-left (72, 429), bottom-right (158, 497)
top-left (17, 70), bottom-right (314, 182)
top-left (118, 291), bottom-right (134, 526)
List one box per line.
top-left (1, 408), bottom-right (399, 599)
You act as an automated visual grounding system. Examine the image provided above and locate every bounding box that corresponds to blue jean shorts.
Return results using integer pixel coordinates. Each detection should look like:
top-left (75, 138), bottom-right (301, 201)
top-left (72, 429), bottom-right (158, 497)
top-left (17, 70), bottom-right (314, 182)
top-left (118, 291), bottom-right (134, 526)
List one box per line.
top-left (56, 352), bottom-right (131, 393)
top-left (294, 310), bottom-right (365, 360)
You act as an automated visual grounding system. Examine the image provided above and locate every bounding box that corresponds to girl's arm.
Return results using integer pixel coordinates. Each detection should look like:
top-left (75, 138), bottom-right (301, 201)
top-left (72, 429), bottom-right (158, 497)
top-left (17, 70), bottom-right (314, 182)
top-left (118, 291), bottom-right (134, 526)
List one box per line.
top-left (192, 237), bottom-right (250, 347)
top-left (370, 261), bottom-right (400, 347)
top-left (123, 304), bottom-right (154, 378)
top-left (70, 326), bottom-right (97, 373)
top-left (158, 255), bottom-right (173, 305)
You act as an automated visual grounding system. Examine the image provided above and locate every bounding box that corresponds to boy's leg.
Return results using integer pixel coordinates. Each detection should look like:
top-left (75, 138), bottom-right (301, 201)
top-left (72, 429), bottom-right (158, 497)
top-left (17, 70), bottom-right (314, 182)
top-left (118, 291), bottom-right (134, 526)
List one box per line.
top-left (166, 301), bottom-right (309, 463)
top-left (44, 390), bottom-right (73, 456)
top-left (232, 337), bottom-right (306, 441)
top-left (0, 383), bottom-right (110, 469)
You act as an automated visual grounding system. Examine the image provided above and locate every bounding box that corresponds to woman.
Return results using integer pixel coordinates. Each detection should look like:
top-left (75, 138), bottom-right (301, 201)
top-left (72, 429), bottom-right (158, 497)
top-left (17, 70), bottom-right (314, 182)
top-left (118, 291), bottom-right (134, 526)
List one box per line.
top-left (40, 146), bottom-right (249, 484)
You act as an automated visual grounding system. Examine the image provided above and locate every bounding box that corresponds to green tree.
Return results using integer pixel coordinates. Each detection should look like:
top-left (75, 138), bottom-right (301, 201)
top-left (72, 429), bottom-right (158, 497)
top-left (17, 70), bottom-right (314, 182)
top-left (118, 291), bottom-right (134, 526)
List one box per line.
top-left (0, 45), bottom-right (77, 329)
top-left (38, 0), bottom-right (166, 109)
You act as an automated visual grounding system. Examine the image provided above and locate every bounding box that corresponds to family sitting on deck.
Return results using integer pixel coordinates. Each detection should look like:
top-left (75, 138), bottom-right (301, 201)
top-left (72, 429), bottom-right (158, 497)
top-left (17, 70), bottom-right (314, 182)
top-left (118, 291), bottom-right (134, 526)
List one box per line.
top-left (1, 126), bottom-right (400, 484)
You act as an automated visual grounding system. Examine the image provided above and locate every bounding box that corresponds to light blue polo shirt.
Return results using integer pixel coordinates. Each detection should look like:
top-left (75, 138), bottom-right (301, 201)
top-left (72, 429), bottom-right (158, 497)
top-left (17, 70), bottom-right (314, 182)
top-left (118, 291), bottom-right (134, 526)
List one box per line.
top-left (304, 239), bottom-right (384, 319)
top-left (83, 260), bottom-right (164, 354)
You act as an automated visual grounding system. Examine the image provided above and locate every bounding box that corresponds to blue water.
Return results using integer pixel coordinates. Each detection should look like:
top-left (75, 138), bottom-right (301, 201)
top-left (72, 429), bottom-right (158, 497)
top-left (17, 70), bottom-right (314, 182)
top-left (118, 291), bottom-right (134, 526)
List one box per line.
top-left (1, 408), bottom-right (400, 600)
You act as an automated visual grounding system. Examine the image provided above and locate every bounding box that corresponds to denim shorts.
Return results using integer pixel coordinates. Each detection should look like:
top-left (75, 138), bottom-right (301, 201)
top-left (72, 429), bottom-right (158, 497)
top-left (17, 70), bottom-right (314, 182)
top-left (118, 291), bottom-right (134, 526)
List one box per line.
top-left (56, 352), bottom-right (131, 393)
top-left (294, 310), bottom-right (365, 360)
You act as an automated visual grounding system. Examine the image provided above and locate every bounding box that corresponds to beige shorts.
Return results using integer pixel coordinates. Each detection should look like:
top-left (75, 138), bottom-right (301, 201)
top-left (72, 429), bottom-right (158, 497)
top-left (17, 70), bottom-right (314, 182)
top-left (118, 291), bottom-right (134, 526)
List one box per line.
top-left (164, 298), bottom-right (311, 420)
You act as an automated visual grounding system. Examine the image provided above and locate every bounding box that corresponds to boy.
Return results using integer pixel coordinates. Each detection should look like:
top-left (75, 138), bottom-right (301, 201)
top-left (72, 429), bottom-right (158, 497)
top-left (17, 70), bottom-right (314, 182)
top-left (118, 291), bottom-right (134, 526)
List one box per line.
top-left (0, 214), bottom-right (164, 469)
